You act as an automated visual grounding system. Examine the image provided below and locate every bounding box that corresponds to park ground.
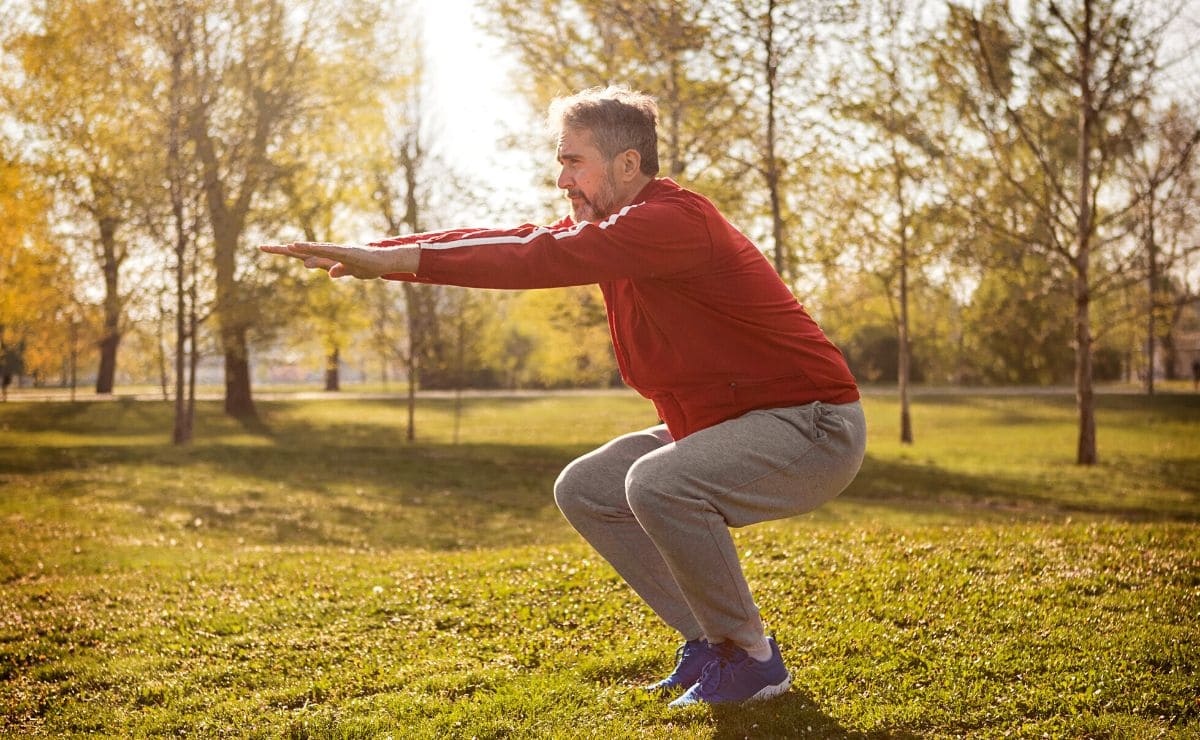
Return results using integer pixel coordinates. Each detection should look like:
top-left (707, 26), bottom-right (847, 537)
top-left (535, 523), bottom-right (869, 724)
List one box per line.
top-left (0, 389), bottom-right (1197, 738)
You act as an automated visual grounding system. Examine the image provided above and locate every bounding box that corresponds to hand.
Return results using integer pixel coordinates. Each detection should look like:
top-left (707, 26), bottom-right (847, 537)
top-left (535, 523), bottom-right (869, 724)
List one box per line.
top-left (258, 242), bottom-right (418, 279)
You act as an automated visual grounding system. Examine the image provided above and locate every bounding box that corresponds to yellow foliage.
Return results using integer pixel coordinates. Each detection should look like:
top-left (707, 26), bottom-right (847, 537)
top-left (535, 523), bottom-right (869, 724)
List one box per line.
top-left (505, 286), bottom-right (615, 388)
top-left (0, 154), bottom-right (87, 379)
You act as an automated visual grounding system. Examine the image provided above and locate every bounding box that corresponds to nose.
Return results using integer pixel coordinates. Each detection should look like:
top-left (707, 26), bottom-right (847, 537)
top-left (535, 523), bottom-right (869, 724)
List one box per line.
top-left (556, 166), bottom-right (572, 191)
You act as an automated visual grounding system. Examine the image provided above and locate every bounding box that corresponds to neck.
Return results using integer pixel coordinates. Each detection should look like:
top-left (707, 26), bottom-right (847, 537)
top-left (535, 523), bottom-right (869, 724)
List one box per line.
top-left (615, 174), bottom-right (653, 210)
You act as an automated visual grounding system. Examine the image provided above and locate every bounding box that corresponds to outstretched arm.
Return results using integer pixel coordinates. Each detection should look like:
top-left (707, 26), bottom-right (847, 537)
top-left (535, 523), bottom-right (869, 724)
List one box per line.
top-left (258, 242), bottom-right (420, 279)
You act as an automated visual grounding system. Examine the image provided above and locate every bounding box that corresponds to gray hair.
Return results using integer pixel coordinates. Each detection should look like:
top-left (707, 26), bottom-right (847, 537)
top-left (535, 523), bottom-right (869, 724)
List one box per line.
top-left (547, 86), bottom-right (660, 176)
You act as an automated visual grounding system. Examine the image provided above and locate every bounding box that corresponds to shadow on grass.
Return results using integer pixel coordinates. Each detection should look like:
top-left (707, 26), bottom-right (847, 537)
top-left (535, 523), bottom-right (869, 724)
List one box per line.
top-left (869, 389), bottom-right (1200, 426)
top-left (844, 454), bottom-right (1200, 523)
top-left (3, 394), bottom-right (1197, 555)
top-left (0, 438), bottom-right (578, 550)
top-left (705, 689), bottom-right (916, 739)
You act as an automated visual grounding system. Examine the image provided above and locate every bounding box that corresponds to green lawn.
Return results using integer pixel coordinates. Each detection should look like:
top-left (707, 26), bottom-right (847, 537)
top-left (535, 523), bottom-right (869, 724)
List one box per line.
top-left (0, 391), bottom-right (1197, 738)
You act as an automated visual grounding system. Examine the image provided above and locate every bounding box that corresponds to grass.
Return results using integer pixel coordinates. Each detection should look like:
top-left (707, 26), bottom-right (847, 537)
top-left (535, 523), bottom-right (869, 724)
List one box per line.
top-left (0, 390), bottom-right (1197, 738)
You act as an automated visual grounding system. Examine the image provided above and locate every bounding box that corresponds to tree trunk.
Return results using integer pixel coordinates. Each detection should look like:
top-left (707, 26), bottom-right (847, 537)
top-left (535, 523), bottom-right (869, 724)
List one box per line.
top-left (96, 333), bottom-right (118, 395)
top-left (191, 94), bottom-right (261, 421)
top-left (1145, 199), bottom-right (1157, 395)
top-left (172, 204), bottom-right (192, 445)
top-left (453, 297), bottom-right (465, 445)
top-left (324, 345), bottom-right (340, 391)
top-left (764, 0), bottom-right (786, 280)
top-left (69, 319), bottom-right (78, 402)
top-left (1074, 0), bottom-right (1097, 465)
top-left (187, 273), bottom-right (198, 435)
top-left (403, 282), bottom-right (419, 442)
top-left (95, 216), bottom-right (122, 394)
top-left (212, 221), bottom-right (256, 418)
top-left (222, 326), bottom-right (256, 418)
top-left (899, 244), bottom-right (913, 445)
top-left (156, 293), bottom-right (169, 402)
top-left (172, 277), bottom-right (190, 445)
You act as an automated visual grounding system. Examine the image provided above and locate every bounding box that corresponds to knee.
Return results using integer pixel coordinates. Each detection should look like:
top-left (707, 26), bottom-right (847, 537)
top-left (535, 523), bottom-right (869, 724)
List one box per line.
top-left (624, 457), bottom-right (670, 522)
top-left (553, 460), bottom-right (597, 521)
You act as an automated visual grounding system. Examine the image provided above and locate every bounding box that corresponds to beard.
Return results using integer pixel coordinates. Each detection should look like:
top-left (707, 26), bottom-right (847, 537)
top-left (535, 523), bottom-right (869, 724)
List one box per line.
top-left (568, 170), bottom-right (618, 223)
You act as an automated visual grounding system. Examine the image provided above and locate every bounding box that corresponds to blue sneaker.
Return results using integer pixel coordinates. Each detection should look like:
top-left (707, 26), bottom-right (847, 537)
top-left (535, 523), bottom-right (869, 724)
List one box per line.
top-left (668, 638), bottom-right (791, 707)
top-left (644, 638), bottom-right (721, 693)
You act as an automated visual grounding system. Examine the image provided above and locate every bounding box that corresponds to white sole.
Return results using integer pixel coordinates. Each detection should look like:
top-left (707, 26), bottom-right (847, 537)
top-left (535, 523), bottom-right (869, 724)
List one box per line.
top-left (669, 672), bottom-right (792, 708)
top-left (745, 673), bottom-right (791, 702)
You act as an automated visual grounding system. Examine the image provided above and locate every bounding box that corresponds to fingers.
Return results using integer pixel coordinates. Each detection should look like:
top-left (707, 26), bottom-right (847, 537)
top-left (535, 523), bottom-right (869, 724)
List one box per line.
top-left (259, 243), bottom-right (347, 274)
top-left (304, 257), bottom-right (340, 270)
top-left (259, 242), bottom-right (348, 258)
top-left (287, 242), bottom-right (351, 260)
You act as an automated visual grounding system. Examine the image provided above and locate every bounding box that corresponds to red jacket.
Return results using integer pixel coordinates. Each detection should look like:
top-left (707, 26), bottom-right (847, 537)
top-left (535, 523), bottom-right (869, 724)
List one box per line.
top-left (374, 178), bottom-right (859, 438)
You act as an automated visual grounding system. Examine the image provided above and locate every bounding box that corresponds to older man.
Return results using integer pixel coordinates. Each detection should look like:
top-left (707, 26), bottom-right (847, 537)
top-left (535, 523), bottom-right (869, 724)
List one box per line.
top-left (262, 86), bottom-right (866, 707)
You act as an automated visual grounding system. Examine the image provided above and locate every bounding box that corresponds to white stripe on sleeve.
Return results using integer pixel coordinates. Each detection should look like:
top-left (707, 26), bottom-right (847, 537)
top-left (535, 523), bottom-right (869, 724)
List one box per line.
top-left (416, 202), bottom-right (644, 251)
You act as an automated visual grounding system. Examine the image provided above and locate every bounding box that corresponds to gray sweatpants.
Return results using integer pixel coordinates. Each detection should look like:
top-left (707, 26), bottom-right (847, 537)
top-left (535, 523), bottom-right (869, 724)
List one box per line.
top-left (554, 400), bottom-right (866, 648)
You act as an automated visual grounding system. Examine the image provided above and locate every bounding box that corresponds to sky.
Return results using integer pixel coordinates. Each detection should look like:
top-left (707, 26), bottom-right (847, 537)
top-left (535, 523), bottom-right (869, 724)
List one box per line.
top-left (417, 0), bottom-right (547, 220)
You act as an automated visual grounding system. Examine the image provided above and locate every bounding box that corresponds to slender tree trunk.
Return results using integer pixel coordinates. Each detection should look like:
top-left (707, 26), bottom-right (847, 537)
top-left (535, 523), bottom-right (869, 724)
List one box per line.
top-left (171, 200), bottom-right (191, 443)
top-left (187, 272), bottom-right (198, 434)
top-left (665, 43), bottom-right (685, 180)
top-left (398, 128), bottom-right (425, 442)
top-left (171, 196), bottom-right (192, 444)
top-left (888, 101), bottom-right (913, 443)
top-left (402, 282), bottom-right (419, 442)
top-left (898, 239), bottom-right (913, 445)
top-left (69, 319), bottom-right (78, 402)
top-left (95, 216), bottom-right (122, 394)
top-left (173, 261), bottom-right (189, 444)
top-left (156, 292), bottom-right (169, 402)
top-left (764, 0), bottom-right (786, 280)
top-left (1145, 199), bottom-right (1157, 395)
top-left (453, 297), bottom-right (465, 445)
top-left (1074, 0), bottom-right (1097, 465)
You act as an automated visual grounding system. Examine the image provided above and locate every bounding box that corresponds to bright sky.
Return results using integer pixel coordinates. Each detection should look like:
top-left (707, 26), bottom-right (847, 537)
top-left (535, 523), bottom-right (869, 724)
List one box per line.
top-left (417, 0), bottom-right (547, 220)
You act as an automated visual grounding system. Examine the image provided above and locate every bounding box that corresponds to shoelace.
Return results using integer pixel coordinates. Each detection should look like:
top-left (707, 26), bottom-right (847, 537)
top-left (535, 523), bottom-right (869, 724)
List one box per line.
top-left (669, 641), bottom-right (702, 677)
top-left (665, 644), bottom-right (687, 677)
top-left (697, 656), bottom-right (734, 694)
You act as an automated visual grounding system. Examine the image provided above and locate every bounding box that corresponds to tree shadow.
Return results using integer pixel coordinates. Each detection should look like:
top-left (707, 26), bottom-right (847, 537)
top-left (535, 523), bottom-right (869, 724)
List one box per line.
top-left (3, 394), bottom-right (1196, 556)
top-left (843, 454), bottom-right (1200, 523)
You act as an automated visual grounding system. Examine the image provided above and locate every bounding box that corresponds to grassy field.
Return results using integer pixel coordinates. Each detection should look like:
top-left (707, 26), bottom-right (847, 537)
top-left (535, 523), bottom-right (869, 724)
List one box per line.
top-left (0, 390), bottom-right (1197, 738)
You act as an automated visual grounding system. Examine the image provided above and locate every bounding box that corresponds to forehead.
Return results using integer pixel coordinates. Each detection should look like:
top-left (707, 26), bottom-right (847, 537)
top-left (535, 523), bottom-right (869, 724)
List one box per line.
top-left (556, 126), bottom-right (601, 158)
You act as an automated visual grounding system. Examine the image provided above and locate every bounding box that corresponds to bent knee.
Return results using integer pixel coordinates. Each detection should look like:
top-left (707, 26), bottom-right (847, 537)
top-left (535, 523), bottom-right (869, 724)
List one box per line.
top-left (624, 457), bottom-right (672, 519)
top-left (553, 460), bottom-right (614, 519)
top-left (553, 465), bottom-right (587, 517)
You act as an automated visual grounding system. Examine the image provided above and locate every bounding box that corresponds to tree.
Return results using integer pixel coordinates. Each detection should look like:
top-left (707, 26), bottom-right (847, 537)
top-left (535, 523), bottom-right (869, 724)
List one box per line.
top-left (505, 288), bottom-right (615, 388)
top-left (375, 122), bottom-right (441, 441)
top-left (485, 0), bottom-right (741, 198)
top-left (1125, 102), bottom-right (1200, 392)
top-left (0, 146), bottom-right (89, 394)
top-left (129, 0), bottom-right (210, 442)
top-left (4, 0), bottom-right (157, 395)
top-left (177, 0), bottom-right (399, 418)
top-left (935, 0), bottom-right (1193, 464)
top-left (829, 0), bottom-right (951, 444)
top-left (278, 128), bottom-right (375, 393)
top-left (709, 0), bottom-right (856, 281)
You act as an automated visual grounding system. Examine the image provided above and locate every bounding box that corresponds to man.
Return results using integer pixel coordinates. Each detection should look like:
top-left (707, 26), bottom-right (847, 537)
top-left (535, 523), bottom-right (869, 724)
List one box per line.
top-left (262, 86), bottom-right (866, 707)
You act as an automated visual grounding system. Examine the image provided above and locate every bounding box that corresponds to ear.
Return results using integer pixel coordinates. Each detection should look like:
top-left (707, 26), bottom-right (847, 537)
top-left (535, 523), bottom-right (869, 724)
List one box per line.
top-left (616, 149), bottom-right (642, 182)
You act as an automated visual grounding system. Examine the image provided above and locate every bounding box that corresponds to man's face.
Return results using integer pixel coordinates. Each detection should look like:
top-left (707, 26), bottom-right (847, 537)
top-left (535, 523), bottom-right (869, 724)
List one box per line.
top-left (556, 127), bottom-right (618, 223)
